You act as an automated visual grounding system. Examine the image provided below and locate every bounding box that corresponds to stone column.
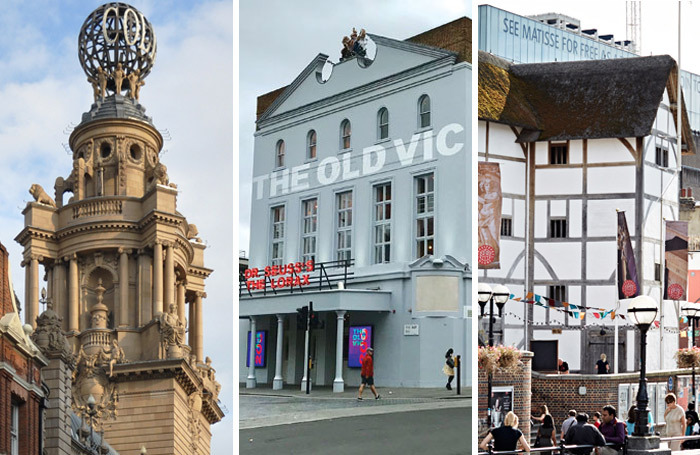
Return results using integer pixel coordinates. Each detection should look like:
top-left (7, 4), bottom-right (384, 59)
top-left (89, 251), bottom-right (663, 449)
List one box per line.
top-left (47, 264), bottom-right (54, 307)
top-left (273, 314), bottom-right (285, 390)
top-left (177, 281), bottom-right (186, 324)
top-left (68, 255), bottom-right (79, 332)
top-left (153, 241), bottom-right (163, 315)
top-left (119, 248), bottom-right (130, 327)
top-left (55, 259), bottom-right (66, 327)
top-left (27, 255), bottom-right (40, 327)
top-left (138, 249), bottom-right (152, 324)
top-left (247, 316), bottom-right (257, 388)
top-left (333, 311), bottom-right (346, 392)
top-left (194, 291), bottom-right (204, 362)
top-left (164, 243), bottom-right (175, 311)
top-left (189, 294), bottom-right (196, 352)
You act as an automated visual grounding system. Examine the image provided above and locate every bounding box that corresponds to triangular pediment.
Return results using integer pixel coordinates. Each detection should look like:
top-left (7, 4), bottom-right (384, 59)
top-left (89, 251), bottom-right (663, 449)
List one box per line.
top-left (258, 34), bottom-right (457, 123)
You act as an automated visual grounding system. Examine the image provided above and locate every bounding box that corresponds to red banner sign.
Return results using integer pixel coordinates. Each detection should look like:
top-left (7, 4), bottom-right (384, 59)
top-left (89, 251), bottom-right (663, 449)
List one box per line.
top-left (245, 260), bottom-right (315, 290)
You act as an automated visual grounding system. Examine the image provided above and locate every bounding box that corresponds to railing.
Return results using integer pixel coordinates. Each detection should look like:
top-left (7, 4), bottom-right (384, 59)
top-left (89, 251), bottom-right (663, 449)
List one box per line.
top-left (477, 434), bottom-right (700, 455)
top-left (239, 259), bottom-right (354, 298)
top-left (80, 329), bottom-right (113, 350)
top-left (72, 198), bottom-right (123, 219)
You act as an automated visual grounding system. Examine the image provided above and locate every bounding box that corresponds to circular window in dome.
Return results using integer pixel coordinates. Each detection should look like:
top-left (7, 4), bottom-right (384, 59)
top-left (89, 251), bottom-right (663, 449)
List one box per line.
top-left (130, 143), bottom-right (142, 161)
top-left (100, 142), bottom-right (112, 159)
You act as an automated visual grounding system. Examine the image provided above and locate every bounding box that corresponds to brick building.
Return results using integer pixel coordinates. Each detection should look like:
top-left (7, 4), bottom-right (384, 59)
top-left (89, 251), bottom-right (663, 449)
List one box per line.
top-left (0, 242), bottom-right (48, 455)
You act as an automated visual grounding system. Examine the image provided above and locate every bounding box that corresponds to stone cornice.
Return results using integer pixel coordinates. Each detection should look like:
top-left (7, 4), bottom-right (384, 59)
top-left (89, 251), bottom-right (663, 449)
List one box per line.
top-left (187, 265), bottom-right (213, 279)
top-left (112, 358), bottom-right (200, 395)
top-left (14, 226), bottom-right (57, 245)
top-left (201, 393), bottom-right (224, 424)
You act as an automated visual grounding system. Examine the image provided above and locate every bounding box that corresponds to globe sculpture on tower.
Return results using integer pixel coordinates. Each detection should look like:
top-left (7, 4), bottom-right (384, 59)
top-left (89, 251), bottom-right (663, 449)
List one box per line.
top-left (17, 3), bottom-right (222, 453)
top-left (78, 2), bottom-right (156, 101)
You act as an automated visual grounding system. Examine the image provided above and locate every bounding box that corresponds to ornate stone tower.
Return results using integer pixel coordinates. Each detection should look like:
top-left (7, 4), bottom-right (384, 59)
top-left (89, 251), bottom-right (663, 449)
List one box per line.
top-left (15, 3), bottom-right (222, 453)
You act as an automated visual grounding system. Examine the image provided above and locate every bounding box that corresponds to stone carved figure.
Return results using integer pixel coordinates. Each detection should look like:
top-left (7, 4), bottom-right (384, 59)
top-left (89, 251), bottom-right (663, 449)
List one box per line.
top-left (97, 67), bottom-right (108, 99)
top-left (32, 301), bottom-right (72, 357)
top-left (29, 184), bottom-right (57, 207)
top-left (126, 69), bottom-right (145, 101)
top-left (186, 224), bottom-right (201, 242)
top-left (102, 339), bottom-right (126, 377)
top-left (159, 304), bottom-right (186, 358)
top-left (112, 63), bottom-right (125, 94)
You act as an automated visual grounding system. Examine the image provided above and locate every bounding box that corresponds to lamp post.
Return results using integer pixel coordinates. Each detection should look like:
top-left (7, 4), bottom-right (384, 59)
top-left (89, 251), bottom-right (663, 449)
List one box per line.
top-left (478, 282), bottom-right (510, 428)
top-left (86, 394), bottom-right (98, 454)
top-left (628, 295), bottom-right (658, 437)
top-left (683, 302), bottom-right (700, 408)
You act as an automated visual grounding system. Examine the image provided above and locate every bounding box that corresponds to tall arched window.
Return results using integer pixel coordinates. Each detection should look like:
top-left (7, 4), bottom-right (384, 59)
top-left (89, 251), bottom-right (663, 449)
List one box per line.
top-left (307, 130), bottom-right (317, 159)
top-left (275, 139), bottom-right (285, 167)
top-left (418, 95), bottom-right (431, 128)
top-left (377, 108), bottom-right (389, 140)
top-left (340, 119), bottom-right (351, 150)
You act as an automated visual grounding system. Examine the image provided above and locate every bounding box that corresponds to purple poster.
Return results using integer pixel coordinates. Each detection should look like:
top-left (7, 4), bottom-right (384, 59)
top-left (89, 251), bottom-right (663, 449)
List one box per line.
top-left (246, 330), bottom-right (267, 367)
top-left (348, 326), bottom-right (372, 368)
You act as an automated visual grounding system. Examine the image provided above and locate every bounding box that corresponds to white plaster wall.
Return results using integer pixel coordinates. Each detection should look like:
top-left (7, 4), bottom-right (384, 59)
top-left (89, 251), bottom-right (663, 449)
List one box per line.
top-left (586, 241), bottom-right (618, 281)
top-left (569, 140), bottom-right (583, 164)
top-left (569, 200), bottom-right (583, 238)
top-left (587, 199), bottom-right (636, 238)
top-left (500, 161), bottom-right (526, 195)
top-left (536, 168), bottom-right (583, 195)
top-left (586, 139), bottom-right (636, 164)
top-left (486, 123), bottom-right (524, 159)
top-left (532, 330), bottom-right (581, 371)
top-left (588, 166), bottom-right (636, 194)
top-left (536, 243), bottom-right (581, 279)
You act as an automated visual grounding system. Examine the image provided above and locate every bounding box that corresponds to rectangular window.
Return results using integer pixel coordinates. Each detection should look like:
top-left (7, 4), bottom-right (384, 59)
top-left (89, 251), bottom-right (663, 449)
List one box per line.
top-left (501, 217), bottom-right (513, 237)
top-left (301, 199), bottom-right (318, 264)
top-left (11, 403), bottom-right (19, 455)
top-left (373, 183), bottom-right (392, 263)
top-left (270, 206), bottom-right (285, 266)
top-left (548, 285), bottom-right (566, 302)
top-left (549, 143), bottom-right (568, 165)
top-left (656, 146), bottom-right (669, 167)
top-left (549, 218), bottom-right (567, 238)
top-left (336, 191), bottom-right (353, 262)
top-left (655, 262), bottom-right (661, 281)
top-left (415, 173), bottom-right (435, 258)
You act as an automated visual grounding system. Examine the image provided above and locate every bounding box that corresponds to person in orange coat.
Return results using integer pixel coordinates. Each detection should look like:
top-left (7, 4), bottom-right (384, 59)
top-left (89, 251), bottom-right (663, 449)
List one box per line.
top-left (357, 347), bottom-right (380, 400)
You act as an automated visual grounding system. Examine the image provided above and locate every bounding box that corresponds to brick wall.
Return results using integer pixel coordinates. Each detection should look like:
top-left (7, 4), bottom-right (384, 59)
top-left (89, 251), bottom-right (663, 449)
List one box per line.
top-left (478, 351), bottom-right (533, 439)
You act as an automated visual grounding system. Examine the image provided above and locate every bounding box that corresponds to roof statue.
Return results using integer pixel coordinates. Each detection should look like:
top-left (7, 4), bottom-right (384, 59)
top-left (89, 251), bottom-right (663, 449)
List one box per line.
top-left (341, 27), bottom-right (368, 61)
top-left (79, 3), bottom-right (157, 99)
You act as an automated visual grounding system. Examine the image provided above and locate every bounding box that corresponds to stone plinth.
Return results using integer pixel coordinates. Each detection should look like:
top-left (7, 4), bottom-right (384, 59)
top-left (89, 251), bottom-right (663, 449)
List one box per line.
top-left (627, 435), bottom-right (672, 455)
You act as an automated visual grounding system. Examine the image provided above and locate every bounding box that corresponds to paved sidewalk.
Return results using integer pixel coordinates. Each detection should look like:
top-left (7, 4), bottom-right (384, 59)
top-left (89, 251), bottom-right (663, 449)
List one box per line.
top-left (240, 383), bottom-right (472, 429)
top-left (240, 383), bottom-right (472, 400)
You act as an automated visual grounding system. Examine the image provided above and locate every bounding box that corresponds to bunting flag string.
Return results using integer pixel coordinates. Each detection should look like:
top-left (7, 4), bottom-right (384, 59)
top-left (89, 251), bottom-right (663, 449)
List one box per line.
top-left (506, 292), bottom-right (625, 321)
top-left (497, 311), bottom-right (679, 333)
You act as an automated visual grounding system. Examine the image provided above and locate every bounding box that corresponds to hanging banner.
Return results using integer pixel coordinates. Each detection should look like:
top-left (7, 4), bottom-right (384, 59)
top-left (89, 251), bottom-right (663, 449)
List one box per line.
top-left (478, 162), bottom-right (502, 269)
top-left (664, 221), bottom-right (689, 301)
top-left (617, 211), bottom-right (640, 299)
top-left (348, 326), bottom-right (372, 368)
top-left (245, 330), bottom-right (267, 367)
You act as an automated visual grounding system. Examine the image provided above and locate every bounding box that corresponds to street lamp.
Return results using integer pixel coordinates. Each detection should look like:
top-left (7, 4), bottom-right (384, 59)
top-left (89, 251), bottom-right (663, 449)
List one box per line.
top-left (478, 282), bottom-right (510, 428)
top-left (628, 295), bottom-right (658, 437)
top-left (683, 302), bottom-right (700, 408)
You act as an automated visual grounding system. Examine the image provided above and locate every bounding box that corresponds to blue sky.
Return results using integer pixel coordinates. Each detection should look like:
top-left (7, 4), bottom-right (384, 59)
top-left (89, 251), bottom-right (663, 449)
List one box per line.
top-left (0, 1), bottom-right (233, 452)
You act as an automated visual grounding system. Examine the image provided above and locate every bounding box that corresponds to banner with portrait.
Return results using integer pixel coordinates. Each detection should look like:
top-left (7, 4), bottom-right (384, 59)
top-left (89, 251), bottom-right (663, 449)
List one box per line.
top-left (478, 162), bottom-right (502, 269)
top-left (617, 211), bottom-right (640, 300)
top-left (664, 220), bottom-right (689, 301)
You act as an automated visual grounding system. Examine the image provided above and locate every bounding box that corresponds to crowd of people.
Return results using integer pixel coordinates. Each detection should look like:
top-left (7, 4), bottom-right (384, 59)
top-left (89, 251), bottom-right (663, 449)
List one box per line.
top-left (479, 393), bottom-right (700, 453)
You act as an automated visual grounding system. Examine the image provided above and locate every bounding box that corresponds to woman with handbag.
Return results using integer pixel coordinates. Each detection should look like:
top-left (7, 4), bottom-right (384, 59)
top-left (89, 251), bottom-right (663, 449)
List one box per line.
top-left (535, 414), bottom-right (557, 455)
top-left (444, 348), bottom-right (455, 390)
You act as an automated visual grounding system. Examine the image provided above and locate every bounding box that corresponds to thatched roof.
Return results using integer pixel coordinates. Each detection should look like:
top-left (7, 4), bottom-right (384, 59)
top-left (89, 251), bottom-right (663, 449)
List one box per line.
top-left (479, 51), bottom-right (695, 154)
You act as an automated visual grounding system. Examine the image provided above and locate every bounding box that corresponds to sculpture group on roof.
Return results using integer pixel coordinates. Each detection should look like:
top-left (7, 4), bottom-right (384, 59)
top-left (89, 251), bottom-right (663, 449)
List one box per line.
top-left (88, 63), bottom-right (146, 102)
top-left (341, 27), bottom-right (368, 61)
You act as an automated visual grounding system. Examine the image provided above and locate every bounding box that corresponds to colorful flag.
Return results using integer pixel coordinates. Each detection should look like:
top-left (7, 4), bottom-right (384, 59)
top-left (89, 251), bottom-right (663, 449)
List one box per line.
top-left (664, 221), bottom-right (689, 301)
top-left (617, 211), bottom-right (640, 300)
top-left (478, 162), bottom-right (502, 269)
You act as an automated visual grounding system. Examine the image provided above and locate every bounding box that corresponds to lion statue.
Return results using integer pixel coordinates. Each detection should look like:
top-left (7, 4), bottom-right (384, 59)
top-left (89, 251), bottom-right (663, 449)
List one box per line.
top-left (29, 184), bottom-right (56, 207)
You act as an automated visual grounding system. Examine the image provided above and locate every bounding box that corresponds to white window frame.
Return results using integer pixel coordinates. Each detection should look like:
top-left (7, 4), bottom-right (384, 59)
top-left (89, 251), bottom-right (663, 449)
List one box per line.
top-left (11, 402), bottom-right (19, 455)
top-left (270, 205), bottom-right (286, 266)
top-left (415, 173), bottom-right (435, 258)
top-left (307, 129), bottom-right (317, 160)
top-left (377, 107), bottom-right (389, 140)
top-left (418, 95), bottom-right (431, 129)
top-left (275, 139), bottom-right (285, 168)
top-left (373, 182), bottom-right (392, 264)
top-left (340, 119), bottom-right (351, 150)
top-left (336, 191), bottom-right (353, 262)
top-left (301, 198), bottom-right (318, 264)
